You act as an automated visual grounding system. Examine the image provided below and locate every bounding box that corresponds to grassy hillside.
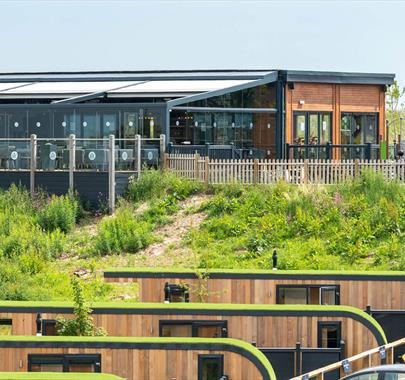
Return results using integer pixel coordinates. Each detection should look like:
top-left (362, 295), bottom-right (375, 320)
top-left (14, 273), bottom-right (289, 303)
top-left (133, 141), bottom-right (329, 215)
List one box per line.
top-left (0, 170), bottom-right (403, 301)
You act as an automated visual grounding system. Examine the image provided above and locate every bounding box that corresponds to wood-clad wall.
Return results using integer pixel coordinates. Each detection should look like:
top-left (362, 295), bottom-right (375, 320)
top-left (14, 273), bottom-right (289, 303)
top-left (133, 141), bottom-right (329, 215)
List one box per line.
top-left (0, 311), bottom-right (380, 359)
top-left (284, 83), bottom-right (386, 144)
top-left (105, 276), bottom-right (405, 310)
top-left (0, 347), bottom-right (264, 380)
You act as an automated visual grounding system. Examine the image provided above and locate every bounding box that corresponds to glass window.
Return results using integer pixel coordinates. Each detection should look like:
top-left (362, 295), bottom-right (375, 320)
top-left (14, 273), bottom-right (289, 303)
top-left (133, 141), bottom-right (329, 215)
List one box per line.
top-left (100, 112), bottom-right (118, 138)
top-left (161, 324), bottom-right (193, 337)
top-left (160, 321), bottom-right (227, 338)
top-left (42, 319), bottom-right (57, 336)
top-left (340, 113), bottom-right (378, 145)
top-left (6, 109), bottom-right (28, 139)
top-left (278, 286), bottom-right (339, 305)
top-left (0, 319), bottom-right (12, 335)
top-left (318, 322), bottom-right (341, 348)
top-left (279, 287), bottom-right (307, 304)
top-left (348, 374), bottom-right (379, 380)
top-left (143, 108), bottom-right (162, 138)
top-left (29, 354), bottom-right (100, 373)
top-left (53, 109), bottom-right (77, 138)
top-left (293, 113), bottom-right (306, 145)
top-left (28, 109), bottom-right (52, 138)
top-left (198, 355), bottom-right (224, 380)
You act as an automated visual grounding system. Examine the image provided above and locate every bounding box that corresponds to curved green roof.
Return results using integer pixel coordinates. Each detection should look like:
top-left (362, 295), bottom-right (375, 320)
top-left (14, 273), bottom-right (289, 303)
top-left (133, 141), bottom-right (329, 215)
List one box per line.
top-left (0, 337), bottom-right (275, 380)
top-left (0, 301), bottom-right (387, 346)
top-left (104, 268), bottom-right (405, 276)
top-left (0, 374), bottom-right (123, 380)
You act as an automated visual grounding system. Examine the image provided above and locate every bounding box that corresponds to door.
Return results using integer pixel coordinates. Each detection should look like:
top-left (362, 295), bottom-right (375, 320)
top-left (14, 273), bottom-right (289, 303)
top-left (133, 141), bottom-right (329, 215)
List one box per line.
top-left (198, 355), bottom-right (224, 380)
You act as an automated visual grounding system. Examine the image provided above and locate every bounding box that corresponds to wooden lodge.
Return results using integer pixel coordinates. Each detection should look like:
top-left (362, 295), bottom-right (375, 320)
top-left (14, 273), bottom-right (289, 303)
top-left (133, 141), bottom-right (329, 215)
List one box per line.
top-left (0, 336), bottom-right (274, 380)
top-left (0, 301), bottom-right (388, 379)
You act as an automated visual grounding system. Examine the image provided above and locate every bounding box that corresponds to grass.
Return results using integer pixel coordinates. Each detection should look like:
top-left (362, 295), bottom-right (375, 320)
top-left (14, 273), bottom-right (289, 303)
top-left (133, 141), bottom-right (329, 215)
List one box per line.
top-left (0, 170), bottom-right (403, 301)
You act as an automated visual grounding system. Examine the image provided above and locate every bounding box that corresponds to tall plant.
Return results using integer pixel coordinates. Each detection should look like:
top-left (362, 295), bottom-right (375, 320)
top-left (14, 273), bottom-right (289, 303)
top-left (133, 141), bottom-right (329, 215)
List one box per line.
top-left (57, 276), bottom-right (106, 336)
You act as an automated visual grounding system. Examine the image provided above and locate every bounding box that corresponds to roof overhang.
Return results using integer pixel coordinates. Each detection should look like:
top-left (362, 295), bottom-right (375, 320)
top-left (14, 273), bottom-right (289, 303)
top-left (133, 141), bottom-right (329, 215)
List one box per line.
top-left (279, 70), bottom-right (395, 85)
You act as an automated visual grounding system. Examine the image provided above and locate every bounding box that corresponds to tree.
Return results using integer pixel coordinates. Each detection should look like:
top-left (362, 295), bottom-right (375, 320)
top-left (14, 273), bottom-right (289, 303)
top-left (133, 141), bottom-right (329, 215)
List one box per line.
top-left (57, 275), bottom-right (106, 336)
top-left (386, 80), bottom-right (405, 143)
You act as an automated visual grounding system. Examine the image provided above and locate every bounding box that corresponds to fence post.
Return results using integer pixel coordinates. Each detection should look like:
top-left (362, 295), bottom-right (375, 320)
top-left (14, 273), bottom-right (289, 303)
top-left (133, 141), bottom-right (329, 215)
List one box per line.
top-left (355, 159), bottom-right (360, 177)
top-left (253, 159), bottom-right (259, 184)
top-left (163, 153), bottom-right (169, 171)
top-left (30, 134), bottom-right (37, 195)
top-left (204, 156), bottom-right (210, 186)
top-left (195, 153), bottom-right (200, 180)
top-left (160, 134), bottom-right (166, 169)
top-left (304, 159), bottom-right (309, 185)
top-left (108, 134), bottom-right (115, 214)
top-left (295, 342), bottom-right (302, 376)
top-left (68, 134), bottom-right (76, 191)
top-left (135, 134), bottom-right (141, 175)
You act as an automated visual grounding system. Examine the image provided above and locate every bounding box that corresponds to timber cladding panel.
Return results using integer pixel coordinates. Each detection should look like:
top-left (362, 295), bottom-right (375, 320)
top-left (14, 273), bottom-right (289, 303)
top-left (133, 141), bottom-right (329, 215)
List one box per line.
top-left (284, 82), bottom-right (386, 144)
top-left (103, 271), bottom-right (405, 310)
top-left (0, 303), bottom-right (386, 360)
top-left (0, 338), bottom-right (273, 380)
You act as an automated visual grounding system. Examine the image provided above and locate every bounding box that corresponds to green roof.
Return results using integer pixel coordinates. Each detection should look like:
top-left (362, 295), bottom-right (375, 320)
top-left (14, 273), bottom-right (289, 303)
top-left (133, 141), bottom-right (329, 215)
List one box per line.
top-left (0, 374), bottom-right (123, 380)
top-left (0, 301), bottom-right (387, 345)
top-left (104, 267), bottom-right (405, 276)
top-left (0, 337), bottom-right (275, 380)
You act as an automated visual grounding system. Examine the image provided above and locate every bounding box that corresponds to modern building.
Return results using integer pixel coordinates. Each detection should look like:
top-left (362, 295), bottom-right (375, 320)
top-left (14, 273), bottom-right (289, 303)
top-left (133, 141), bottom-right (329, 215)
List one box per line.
top-left (0, 69), bottom-right (395, 163)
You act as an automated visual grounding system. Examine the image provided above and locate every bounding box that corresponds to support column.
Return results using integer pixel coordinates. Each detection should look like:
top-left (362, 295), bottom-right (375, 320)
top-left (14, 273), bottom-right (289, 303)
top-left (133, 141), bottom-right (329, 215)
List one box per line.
top-left (30, 134), bottom-right (37, 195)
top-left (108, 134), bottom-right (116, 213)
top-left (160, 134), bottom-right (166, 169)
top-left (68, 134), bottom-right (76, 191)
top-left (135, 134), bottom-right (141, 174)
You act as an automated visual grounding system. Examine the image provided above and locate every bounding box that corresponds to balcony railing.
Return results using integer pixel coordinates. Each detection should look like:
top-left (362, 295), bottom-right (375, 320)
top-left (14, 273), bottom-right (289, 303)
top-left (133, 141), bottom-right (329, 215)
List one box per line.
top-left (286, 142), bottom-right (380, 160)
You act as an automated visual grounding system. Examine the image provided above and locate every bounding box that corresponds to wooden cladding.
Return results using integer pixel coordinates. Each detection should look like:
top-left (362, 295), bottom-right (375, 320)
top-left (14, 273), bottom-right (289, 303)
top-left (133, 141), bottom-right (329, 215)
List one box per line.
top-left (285, 82), bottom-right (386, 144)
top-left (0, 346), bottom-right (265, 380)
top-left (105, 275), bottom-right (405, 310)
top-left (0, 309), bottom-right (383, 360)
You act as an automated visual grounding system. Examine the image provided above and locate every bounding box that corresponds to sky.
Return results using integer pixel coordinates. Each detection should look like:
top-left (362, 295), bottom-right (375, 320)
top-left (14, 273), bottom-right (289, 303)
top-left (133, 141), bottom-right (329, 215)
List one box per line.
top-left (0, 0), bottom-right (404, 86)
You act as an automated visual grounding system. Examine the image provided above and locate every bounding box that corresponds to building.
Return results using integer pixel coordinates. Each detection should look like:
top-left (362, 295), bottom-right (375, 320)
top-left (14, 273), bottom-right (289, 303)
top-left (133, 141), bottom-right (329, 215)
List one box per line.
top-left (0, 69), bottom-right (395, 165)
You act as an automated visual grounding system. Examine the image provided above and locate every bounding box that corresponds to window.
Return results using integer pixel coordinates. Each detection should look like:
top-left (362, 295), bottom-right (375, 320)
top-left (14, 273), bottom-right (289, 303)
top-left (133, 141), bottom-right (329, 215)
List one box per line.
top-left (277, 285), bottom-right (339, 305)
top-left (318, 322), bottom-right (341, 348)
top-left (293, 112), bottom-right (332, 158)
top-left (159, 320), bottom-right (227, 338)
top-left (42, 319), bottom-right (58, 336)
top-left (198, 354), bottom-right (224, 380)
top-left (340, 113), bottom-right (378, 158)
top-left (0, 319), bottom-right (12, 335)
top-left (28, 354), bottom-right (101, 372)
top-left (164, 282), bottom-right (190, 303)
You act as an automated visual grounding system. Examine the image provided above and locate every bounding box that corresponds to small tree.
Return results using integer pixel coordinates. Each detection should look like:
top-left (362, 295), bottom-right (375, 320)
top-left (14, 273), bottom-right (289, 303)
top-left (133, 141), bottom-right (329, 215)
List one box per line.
top-left (57, 276), bottom-right (106, 336)
top-left (386, 80), bottom-right (405, 143)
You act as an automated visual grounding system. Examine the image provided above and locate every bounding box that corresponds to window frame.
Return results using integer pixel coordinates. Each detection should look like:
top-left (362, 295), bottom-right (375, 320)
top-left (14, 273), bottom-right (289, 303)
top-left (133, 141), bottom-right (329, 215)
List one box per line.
top-left (159, 320), bottom-right (228, 338)
top-left (41, 319), bottom-right (57, 336)
top-left (293, 111), bottom-right (333, 145)
top-left (340, 112), bottom-right (379, 144)
top-left (276, 284), bottom-right (340, 305)
top-left (0, 318), bottom-right (12, 335)
top-left (317, 321), bottom-right (342, 348)
top-left (198, 354), bottom-right (225, 380)
top-left (28, 354), bottom-right (101, 373)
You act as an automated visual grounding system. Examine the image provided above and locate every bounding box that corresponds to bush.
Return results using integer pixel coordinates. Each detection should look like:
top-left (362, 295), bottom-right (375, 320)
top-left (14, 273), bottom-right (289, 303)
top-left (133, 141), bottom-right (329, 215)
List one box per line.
top-left (94, 209), bottom-right (154, 255)
top-left (38, 193), bottom-right (79, 233)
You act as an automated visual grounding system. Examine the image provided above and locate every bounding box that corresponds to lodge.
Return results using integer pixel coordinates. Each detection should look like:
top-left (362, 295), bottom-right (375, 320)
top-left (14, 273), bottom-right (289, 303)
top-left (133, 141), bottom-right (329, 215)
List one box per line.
top-left (0, 301), bottom-right (388, 379)
top-left (0, 336), bottom-right (274, 380)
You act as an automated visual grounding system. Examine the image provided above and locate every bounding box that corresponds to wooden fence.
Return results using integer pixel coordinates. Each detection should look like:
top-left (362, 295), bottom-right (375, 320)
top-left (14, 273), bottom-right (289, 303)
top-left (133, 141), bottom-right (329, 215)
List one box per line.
top-left (164, 154), bottom-right (405, 185)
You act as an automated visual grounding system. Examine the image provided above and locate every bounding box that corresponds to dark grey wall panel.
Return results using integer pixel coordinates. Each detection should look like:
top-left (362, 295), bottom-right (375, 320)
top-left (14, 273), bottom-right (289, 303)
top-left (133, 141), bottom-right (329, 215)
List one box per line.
top-left (115, 172), bottom-right (136, 196)
top-left (0, 172), bottom-right (30, 190)
top-left (35, 172), bottom-right (69, 195)
top-left (74, 172), bottom-right (109, 206)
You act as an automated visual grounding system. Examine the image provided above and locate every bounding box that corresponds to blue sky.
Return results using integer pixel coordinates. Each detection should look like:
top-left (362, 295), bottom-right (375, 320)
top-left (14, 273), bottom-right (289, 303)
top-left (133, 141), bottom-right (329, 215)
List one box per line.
top-left (0, 0), bottom-right (404, 86)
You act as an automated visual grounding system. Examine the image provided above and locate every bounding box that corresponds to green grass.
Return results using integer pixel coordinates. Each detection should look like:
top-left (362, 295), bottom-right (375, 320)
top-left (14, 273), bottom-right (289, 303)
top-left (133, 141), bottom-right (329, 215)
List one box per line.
top-left (188, 171), bottom-right (404, 271)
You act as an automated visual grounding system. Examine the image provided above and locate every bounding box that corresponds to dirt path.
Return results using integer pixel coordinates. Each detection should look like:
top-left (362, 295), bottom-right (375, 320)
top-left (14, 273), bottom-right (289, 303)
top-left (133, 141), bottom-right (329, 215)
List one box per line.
top-left (141, 194), bottom-right (209, 258)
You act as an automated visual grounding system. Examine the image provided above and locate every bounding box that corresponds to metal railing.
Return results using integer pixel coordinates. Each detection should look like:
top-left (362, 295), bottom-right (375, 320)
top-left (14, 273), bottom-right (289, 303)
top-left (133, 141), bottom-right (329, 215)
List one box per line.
top-left (286, 143), bottom-right (380, 160)
top-left (289, 337), bottom-right (405, 380)
top-left (0, 134), bottom-right (166, 212)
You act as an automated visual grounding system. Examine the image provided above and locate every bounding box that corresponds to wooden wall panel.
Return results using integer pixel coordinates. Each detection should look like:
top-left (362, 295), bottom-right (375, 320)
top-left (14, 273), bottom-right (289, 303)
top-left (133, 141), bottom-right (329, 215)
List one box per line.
top-left (0, 347), bottom-right (264, 380)
top-left (108, 276), bottom-right (405, 310)
top-left (0, 311), bottom-right (381, 359)
top-left (283, 82), bottom-right (387, 146)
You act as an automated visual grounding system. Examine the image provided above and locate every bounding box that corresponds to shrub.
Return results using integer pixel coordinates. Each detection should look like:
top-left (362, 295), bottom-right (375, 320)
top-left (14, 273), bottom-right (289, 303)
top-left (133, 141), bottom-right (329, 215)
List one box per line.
top-left (94, 209), bottom-right (154, 255)
top-left (38, 193), bottom-right (79, 233)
